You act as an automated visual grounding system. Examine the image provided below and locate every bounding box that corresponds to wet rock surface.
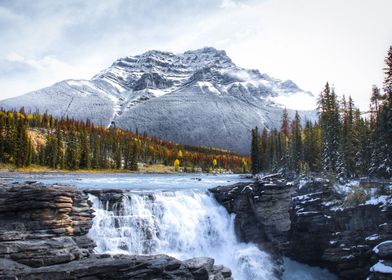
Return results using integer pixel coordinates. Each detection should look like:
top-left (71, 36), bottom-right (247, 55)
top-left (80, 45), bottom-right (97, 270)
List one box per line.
top-left (210, 174), bottom-right (392, 280)
top-left (0, 181), bottom-right (232, 280)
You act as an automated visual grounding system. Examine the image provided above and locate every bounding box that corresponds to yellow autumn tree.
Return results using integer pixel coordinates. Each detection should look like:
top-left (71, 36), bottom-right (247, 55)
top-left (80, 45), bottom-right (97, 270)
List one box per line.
top-left (174, 159), bottom-right (180, 172)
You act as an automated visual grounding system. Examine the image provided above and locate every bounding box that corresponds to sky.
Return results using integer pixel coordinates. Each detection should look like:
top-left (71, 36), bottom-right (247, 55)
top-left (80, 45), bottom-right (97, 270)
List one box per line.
top-left (0, 0), bottom-right (391, 110)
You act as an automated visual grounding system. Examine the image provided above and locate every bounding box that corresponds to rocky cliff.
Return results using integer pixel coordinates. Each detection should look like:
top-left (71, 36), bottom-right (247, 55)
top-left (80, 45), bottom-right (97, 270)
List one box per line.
top-left (209, 174), bottom-right (392, 280)
top-left (0, 181), bottom-right (232, 280)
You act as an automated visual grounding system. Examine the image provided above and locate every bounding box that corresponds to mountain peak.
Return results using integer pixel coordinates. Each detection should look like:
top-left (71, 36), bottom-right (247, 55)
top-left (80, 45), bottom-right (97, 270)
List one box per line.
top-left (182, 47), bottom-right (233, 68)
top-left (183, 46), bottom-right (227, 57)
top-left (0, 47), bottom-right (316, 154)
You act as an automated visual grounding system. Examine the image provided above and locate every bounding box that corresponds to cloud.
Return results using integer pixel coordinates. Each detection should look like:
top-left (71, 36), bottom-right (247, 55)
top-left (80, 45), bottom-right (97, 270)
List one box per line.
top-left (4, 52), bottom-right (71, 72)
top-left (0, 0), bottom-right (391, 110)
top-left (220, 0), bottom-right (242, 8)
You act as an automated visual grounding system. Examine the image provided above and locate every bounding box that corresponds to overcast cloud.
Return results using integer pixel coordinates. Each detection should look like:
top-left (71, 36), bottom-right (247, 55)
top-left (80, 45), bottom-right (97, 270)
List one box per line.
top-left (0, 0), bottom-right (391, 109)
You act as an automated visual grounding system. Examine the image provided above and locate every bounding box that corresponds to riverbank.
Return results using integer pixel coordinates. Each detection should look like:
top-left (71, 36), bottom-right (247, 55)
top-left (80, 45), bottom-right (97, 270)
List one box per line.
top-left (0, 163), bottom-right (175, 174)
top-left (0, 163), bottom-right (237, 175)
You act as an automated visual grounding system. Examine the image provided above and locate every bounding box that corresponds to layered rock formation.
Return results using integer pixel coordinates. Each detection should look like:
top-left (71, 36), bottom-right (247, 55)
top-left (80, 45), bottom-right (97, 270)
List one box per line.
top-left (210, 174), bottom-right (392, 279)
top-left (0, 181), bottom-right (232, 280)
top-left (0, 181), bottom-right (95, 267)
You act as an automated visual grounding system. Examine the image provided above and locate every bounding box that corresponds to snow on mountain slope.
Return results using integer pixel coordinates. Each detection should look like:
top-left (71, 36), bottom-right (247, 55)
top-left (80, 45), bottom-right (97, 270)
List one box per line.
top-left (0, 47), bottom-right (317, 154)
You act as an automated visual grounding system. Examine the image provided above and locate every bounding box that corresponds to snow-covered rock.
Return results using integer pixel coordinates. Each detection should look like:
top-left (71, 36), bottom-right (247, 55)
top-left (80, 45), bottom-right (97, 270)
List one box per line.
top-left (0, 47), bottom-right (317, 153)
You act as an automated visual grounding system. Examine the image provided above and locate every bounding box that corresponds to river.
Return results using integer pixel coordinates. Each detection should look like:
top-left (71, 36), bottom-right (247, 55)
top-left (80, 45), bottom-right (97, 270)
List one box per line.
top-left (5, 172), bottom-right (337, 280)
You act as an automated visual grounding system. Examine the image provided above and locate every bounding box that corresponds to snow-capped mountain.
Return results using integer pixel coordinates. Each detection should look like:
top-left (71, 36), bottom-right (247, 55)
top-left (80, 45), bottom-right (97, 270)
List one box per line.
top-left (0, 47), bottom-right (317, 153)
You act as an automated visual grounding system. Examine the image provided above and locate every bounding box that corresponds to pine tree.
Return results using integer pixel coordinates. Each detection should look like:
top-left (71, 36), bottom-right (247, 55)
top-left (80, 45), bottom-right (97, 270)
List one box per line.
top-left (113, 141), bottom-right (122, 169)
top-left (369, 86), bottom-right (384, 176)
top-left (251, 127), bottom-right (260, 174)
top-left (378, 46), bottom-right (392, 178)
top-left (15, 114), bottom-right (30, 168)
top-left (281, 108), bottom-right (290, 138)
top-left (123, 138), bottom-right (133, 170)
top-left (370, 85), bottom-right (381, 129)
top-left (311, 122), bottom-right (322, 171)
top-left (4, 113), bottom-right (15, 163)
top-left (91, 132), bottom-right (101, 169)
top-left (291, 111), bottom-right (303, 173)
top-left (130, 140), bottom-right (138, 171)
top-left (45, 132), bottom-right (58, 168)
top-left (341, 96), bottom-right (356, 176)
top-left (355, 110), bottom-right (371, 175)
top-left (279, 110), bottom-right (290, 173)
top-left (0, 113), bottom-right (5, 163)
top-left (26, 138), bottom-right (33, 166)
top-left (79, 127), bottom-right (91, 169)
top-left (65, 126), bottom-right (79, 170)
top-left (260, 128), bottom-right (268, 171)
top-left (303, 121), bottom-right (315, 171)
top-left (55, 125), bottom-right (65, 169)
top-left (318, 83), bottom-right (342, 174)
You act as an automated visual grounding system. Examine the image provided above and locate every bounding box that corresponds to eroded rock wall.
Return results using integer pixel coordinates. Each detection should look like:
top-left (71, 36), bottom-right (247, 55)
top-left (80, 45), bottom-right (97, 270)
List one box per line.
top-left (0, 182), bottom-right (95, 267)
top-left (210, 175), bottom-right (392, 280)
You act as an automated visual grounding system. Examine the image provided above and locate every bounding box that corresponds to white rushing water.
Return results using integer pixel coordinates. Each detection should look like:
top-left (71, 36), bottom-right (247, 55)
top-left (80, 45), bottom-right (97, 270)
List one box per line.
top-left (88, 190), bottom-right (278, 280)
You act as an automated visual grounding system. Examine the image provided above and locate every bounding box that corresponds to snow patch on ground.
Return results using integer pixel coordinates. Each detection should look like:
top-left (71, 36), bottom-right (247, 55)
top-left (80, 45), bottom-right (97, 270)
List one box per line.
top-left (366, 234), bottom-right (380, 241)
top-left (333, 180), bottom-right (360, 195)
top-left (363, 195), bottom-right (392, 206)
top-left (370, 260), bottom-right (392, 274)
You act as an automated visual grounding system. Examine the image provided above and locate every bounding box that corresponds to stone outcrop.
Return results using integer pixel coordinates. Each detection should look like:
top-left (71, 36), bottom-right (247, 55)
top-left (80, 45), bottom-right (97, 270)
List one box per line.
top-left (0, 181), bottom-right (95, 267)
top-left (210, 174), bottom-right (392, 280)
top-left (1, 255), bottom-right (232, 280)
top-left (0, 181), bottom-right (232, 280)
top-left (209, 174), bottom-right (293, 255)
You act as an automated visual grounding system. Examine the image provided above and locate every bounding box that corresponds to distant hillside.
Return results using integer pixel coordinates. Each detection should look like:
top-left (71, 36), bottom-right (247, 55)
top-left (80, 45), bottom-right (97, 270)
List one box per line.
top-left (0, 108), bottom-right (248, 173)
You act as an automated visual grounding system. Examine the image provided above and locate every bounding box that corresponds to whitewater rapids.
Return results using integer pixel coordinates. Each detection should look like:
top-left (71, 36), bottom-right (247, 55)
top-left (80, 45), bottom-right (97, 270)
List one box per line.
top-left (88, 190), bottom-right (278, 280)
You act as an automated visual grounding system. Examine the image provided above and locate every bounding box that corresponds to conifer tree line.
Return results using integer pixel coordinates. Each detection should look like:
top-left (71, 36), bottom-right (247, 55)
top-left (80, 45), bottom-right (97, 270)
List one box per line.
top-left (251, 46), bottom-right (392, 179)
top-left (0, 109), bottom-right (248, 172)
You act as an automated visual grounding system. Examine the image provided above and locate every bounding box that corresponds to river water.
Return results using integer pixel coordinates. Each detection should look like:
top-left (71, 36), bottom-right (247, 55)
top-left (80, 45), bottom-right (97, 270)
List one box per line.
top-left (6, 173), bottom-right (337, 280)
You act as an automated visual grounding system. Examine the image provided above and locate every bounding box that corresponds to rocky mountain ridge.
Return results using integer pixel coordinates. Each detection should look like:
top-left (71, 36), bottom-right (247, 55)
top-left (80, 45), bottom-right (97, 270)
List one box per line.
top-left (0, 47), bottom-right (317, 153)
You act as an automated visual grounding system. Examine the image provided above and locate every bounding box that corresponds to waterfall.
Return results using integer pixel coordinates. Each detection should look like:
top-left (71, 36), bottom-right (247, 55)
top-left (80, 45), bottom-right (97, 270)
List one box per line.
top-left (88, 190), bottom-right (278, 280)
